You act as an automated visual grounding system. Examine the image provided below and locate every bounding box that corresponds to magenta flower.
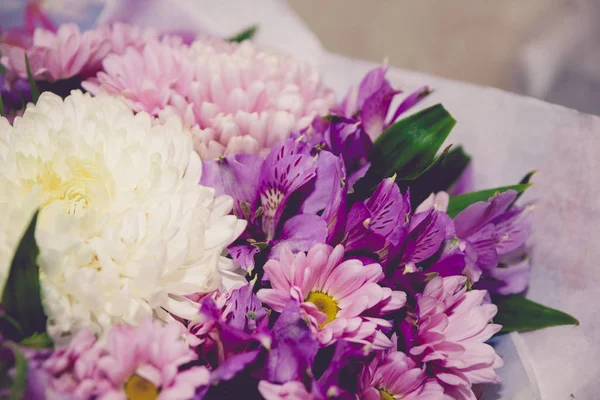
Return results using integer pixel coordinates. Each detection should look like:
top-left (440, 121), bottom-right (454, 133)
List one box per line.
top-left (29, 319), bottom-right (210, 400)
top-left (402, 276), bottom-right (503, 399)
top-left (1, 23), bottom-right (110, 82)
top-left (257, 244), bottom-right (406, 348)
top-left (358, 341), bottom-right (443, 400)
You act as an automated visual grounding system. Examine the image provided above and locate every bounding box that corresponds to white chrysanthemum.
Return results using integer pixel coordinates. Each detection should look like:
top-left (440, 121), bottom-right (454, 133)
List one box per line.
top-left (0, 91), bottom-right (246, 343)
top-left (0, 148), bottom-right (38, 294)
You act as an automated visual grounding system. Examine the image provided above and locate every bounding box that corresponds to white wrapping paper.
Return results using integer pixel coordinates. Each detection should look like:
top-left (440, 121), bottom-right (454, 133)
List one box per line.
top-left (3, 1), bottom-right (599, 398)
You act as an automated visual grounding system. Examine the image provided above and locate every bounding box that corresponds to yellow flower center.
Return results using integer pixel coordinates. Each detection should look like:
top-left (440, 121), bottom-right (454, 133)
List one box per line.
top-left (24, 158), bottom-right (114, 215)
top-left (379, 389), bottom-right (395, 400)
top-left (124, 374), bottom-right (159, 400)
top-left (305, 291), bottom-right (339, 327)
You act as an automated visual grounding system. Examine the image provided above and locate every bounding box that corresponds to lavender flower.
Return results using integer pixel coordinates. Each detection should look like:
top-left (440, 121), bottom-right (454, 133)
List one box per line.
top-left (297, 65), bottom-right (431, 189)
top-left (201, 138), bottom-right (346, 272)
top-left (452, 190), bottom-right (534, 290)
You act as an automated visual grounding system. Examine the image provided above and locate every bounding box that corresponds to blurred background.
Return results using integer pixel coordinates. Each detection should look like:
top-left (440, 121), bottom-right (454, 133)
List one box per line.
top-left (288, 0), bottom-right (600, 115)
top-left (2, 0), bottom-right (600, 115)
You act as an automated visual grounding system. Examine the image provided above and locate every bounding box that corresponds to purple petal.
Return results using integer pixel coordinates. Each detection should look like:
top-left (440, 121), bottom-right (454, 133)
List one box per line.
top-left (320, 155), bottom-right (348, 244)
top-left (316, 340), bottom-right (368, 397)
top-left (454, 190), bottom-right (518, 239)
top-left (200, 154), bottom-right (263, 220)
top-left (467, 223), bottom-right (499, 270)
top-left (388, 86), bottom-right (432, 126)
top-left (428, 245), bottom-right (468, 277)
top-left (347, 162), bottom-right (371, 192)
top-left (260, 140), bottom-right (317, 240)
top-left (365, 178), bottom-right (410, 238)
top-left (211, 350), bottom-right (262, 383)
top-left (301, 151), bottom-right (344, 214)
top-left (342, 202), bottom-right (386, 254)
top-left (403, 211), bottom-right (446, 264)
top-left (356, 65), bottom-right (391, 111)
top-left (361, 80), bottom-right (400, 139)
top-left (266, 301), bottom-right (319, 383)
top-left (222, 282), bottom-right (268, 333)
top-left (492, 206), bottom-right (533, 256)
top-left (270, 214), bottom-right (328, 257)
top-left (449, 163), bottom-right (474, 195)
top-left (228, 242), bottom-right (260, 272)
top-left (325, 118), bottom-right (372, 177)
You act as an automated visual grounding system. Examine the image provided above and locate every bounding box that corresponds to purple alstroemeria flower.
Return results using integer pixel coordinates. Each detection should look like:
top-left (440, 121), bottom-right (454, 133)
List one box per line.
top-left (342, 176), bottom-right (411, 258)
top-left (476, 246), bottom-right (532, 296)
top-left (189, 283), bottom-right (270, 384)
top-left (262, 301), bottom-right (319, 384)
top-left (341, 177), bottom-right (451, 278)
top-left (258, 340), bottom-right (369, 400)
top-left (295, 65), bottom-right (431, 190)
top-left (338, 65), bottom-right (431, 141)
top-left (201, 138), bottom-right (347, 272)
top-left (453, 190), bottom-right (534, 285)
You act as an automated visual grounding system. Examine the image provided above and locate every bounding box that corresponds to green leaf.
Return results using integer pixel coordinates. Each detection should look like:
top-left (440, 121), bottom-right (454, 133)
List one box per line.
top-left (5, 342), bottom-right (28, 400)
top-left (0, 314), bottom-right (24, 340)
top-left (510, 170), bottom-right (536, 208)
top-left (1, 211), bottom-right (47, 340)
top-left (0, 92), bottom-right (4, 117)
top-left (446, 183), bottom-right (531, 218)
top-left (494, 295), bottom-right (579, 333)
top-left (400, 145), bottom-right (472, 205)
top-left (20, 332), bottom-right (53, 349)
top-left (227, 25), bottom-right (258, 43)
top-left (24, 54), bottom-right (40, 104)
top-left (0, 63), bottom-right (6, 75)
top-left (369, 104), bottom-right (457, 180)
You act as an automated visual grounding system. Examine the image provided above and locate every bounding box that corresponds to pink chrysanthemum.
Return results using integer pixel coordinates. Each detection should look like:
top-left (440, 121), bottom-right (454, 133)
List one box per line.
top-left (34, 319), bottom-right (209, 400)
top-left (0, 22), bottom-right (166, 85)
top-left (408, 276), bottom-right (503, 399)
top-left (257, 244), bottom-right (406, 349)
top-left (84, 38), bottom-right (336, 160)
top-left (0, 23), bottom-right (110, 82)
top-left (358, 340), bottom-right (443, 400)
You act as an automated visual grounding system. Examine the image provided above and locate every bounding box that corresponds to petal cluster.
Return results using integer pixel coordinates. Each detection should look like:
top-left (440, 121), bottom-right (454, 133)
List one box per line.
top-left (84, 38), bottom-right (336, 159)
top-left (30, 319), bottom-right (209, 399)
top-left (258, 244), bottom-right (406, 348)
top-left (407, 276), bottom-right (503, 398)
top-left (0, 91), bottom-right (245, 342)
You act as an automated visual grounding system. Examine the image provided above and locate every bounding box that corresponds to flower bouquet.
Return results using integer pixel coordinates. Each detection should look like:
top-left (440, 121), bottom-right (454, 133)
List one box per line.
top-left (0, 3), bottom-right (580, 400)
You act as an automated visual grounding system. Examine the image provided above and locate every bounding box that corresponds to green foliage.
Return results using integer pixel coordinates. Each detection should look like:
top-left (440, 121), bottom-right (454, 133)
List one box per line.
top-left (494, 295), bottom-right (579, 333)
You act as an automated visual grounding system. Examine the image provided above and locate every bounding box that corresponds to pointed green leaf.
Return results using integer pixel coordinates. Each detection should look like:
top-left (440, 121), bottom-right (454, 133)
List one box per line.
top-left (370, 104), bottom-right (456, 180)
top-left (227, 25), bottom-right (258, 43)
top-left (20, 332), bottom-right (53, 349)
top-left (446, 183), bottom-right (531, 218)
top-left (5, 342), bottom-right (28, 400)
top-left (494, 295), bottom-right (579, 333)
top-left (509, 170), bottom-right (536, 208)
top-left (24, 54), bottom-right (40, 104)
top-left (1, 211), bottom-right (47, 340)
top-left (400, 145), bottom-right (472, 205)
